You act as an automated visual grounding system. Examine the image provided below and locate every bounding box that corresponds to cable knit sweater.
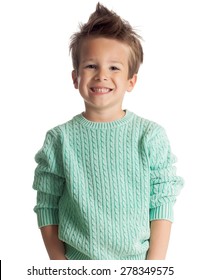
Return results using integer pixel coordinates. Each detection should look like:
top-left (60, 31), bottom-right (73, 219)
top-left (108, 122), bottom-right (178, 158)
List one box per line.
top-left (33, 110), bottom-right (183, 260)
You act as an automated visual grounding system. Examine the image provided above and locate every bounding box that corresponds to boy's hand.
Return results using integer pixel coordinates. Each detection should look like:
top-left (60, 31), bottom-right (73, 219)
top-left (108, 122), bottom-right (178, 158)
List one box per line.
top-left (40, 225), bottom-right (67, 260)
top-left (146, 220), bottom-right (172, 260)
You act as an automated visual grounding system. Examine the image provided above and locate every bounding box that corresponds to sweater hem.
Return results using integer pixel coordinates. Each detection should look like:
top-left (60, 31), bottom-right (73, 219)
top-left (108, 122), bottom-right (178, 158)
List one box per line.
top-left (65, 244), bottom-right (147, 260)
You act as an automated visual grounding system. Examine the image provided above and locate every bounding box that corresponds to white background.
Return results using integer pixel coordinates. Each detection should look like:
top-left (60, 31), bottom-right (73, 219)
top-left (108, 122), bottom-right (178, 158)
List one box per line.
top-left (0, 0), bottom-right (200, 276)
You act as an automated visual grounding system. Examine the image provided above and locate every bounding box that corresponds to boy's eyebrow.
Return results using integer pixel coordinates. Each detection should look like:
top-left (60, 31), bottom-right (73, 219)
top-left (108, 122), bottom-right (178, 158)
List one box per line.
top-left (81, 59), bottom-right (124, 65)
top-left (109, 60), bottom-right (124, 65)
top-left (81, 59), bottom-right (95, 63)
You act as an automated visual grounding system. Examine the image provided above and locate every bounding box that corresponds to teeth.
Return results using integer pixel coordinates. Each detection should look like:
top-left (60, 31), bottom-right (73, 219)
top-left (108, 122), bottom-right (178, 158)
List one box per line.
top-left (91, 87), bottom-right (111, 93)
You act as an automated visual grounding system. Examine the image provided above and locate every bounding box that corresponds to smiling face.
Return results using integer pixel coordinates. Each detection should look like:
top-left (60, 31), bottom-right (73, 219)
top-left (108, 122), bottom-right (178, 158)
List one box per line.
top-left (72, 37), bottom-right (137, 114)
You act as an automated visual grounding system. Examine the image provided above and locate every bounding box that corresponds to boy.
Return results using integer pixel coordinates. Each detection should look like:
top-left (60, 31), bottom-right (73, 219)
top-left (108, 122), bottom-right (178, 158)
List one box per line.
top-left (33, 3), bottom-right (183, 260)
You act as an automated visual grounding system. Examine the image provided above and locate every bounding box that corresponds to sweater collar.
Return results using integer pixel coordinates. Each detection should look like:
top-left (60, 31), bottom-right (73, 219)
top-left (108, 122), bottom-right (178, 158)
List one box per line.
top-left (73, 110), bottom-right (134, 129)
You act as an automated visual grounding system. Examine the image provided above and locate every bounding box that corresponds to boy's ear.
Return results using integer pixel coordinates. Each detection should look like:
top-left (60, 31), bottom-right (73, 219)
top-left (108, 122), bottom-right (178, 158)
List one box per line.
top-left (72, 70), bottom-right (79, 89)
top-left (127, 74), bottom-right (137, 92)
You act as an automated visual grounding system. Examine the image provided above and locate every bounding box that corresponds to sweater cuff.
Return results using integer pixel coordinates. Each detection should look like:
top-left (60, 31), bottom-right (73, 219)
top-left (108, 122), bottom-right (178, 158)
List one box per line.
top-left (150, 203), bottom-right (174, 222)
top-left (36, 209), bottom-right (59, 228)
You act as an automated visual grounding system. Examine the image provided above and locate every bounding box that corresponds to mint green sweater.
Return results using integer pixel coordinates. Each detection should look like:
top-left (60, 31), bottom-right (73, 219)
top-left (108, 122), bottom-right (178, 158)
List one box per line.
top-left (33, 110), bottom-right (183, 260)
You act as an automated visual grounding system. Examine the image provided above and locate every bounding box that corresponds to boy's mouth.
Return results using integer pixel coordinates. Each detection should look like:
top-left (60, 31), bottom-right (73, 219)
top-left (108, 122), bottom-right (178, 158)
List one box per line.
top-left (90, 87), bottom-right (113, 94)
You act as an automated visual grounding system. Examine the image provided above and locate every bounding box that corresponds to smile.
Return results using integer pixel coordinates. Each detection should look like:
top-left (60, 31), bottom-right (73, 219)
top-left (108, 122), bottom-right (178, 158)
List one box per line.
top-left (90, 87), bottom-right (113, 94)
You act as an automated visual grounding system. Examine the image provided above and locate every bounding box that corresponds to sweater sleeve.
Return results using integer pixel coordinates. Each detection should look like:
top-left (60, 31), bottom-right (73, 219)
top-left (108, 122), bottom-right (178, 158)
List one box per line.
top-left (147, 125), bottom-right (184, 222)
top-left (32, 129), bottom-right (65, 228)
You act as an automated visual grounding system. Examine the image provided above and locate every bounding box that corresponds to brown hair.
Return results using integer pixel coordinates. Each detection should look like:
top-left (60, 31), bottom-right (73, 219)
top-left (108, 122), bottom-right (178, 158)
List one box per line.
top-left (69, 2), bottom-right (143, 78)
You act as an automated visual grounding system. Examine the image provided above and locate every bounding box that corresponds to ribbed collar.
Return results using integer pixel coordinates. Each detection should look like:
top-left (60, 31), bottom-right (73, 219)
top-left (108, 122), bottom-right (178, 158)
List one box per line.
top-left (73, 110), bottom-right (134, 129)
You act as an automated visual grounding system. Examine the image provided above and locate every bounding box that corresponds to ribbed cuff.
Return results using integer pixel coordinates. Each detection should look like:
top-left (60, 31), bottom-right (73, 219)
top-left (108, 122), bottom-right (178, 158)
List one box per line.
top-left (150, 203), bottom-right (174, 222)
top-left (36, 209), bottom-right (59, 228)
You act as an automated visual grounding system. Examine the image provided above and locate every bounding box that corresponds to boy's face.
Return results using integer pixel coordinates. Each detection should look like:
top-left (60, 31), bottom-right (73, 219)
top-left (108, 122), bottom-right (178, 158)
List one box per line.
top-left (72, 37), bottom-right (137, 112)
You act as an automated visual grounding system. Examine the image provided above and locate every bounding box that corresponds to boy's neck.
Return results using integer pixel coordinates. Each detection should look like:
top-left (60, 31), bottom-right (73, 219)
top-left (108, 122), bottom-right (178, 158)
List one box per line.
top-left (82, 108), bottom-right (126, 123)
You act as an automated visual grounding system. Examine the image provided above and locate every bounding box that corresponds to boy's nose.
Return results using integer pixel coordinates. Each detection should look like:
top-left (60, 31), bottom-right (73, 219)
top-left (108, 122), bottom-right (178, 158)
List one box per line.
top-left (94, 69), bottom-right (108, 81)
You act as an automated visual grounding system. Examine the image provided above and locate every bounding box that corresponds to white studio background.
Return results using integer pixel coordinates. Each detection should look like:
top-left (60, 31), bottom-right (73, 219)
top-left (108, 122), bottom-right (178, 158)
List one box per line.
top-left (0, 0), bottom-right (199, 269)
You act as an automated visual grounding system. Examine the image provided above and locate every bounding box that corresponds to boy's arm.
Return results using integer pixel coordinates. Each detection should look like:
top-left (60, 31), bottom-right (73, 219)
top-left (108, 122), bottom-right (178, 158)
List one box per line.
top-left (33, 130), bottom-right (67, 259)
top-left (146, 220), bottom-right (172, 260)
top-left (40, 225), bottom-right (67, 260)
top-left (146, 125), bottom-right (183, 260)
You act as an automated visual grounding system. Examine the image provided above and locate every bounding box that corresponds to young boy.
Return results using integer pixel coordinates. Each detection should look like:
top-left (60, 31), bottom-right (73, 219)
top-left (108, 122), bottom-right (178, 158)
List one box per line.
top-left (33, 3), bottom-right (183, 260)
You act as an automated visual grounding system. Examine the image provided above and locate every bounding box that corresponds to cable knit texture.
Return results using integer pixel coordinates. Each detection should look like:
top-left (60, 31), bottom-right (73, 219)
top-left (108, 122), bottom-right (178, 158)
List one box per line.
top-left (33, 110), bottom-right (183, 260)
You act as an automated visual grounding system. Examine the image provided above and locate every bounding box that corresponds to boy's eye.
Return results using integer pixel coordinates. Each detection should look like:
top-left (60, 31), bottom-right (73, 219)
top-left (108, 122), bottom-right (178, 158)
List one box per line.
top-left (85, 64), bottom-right (97, 69)
top-left (110, 66), bottom-right (120, 71)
